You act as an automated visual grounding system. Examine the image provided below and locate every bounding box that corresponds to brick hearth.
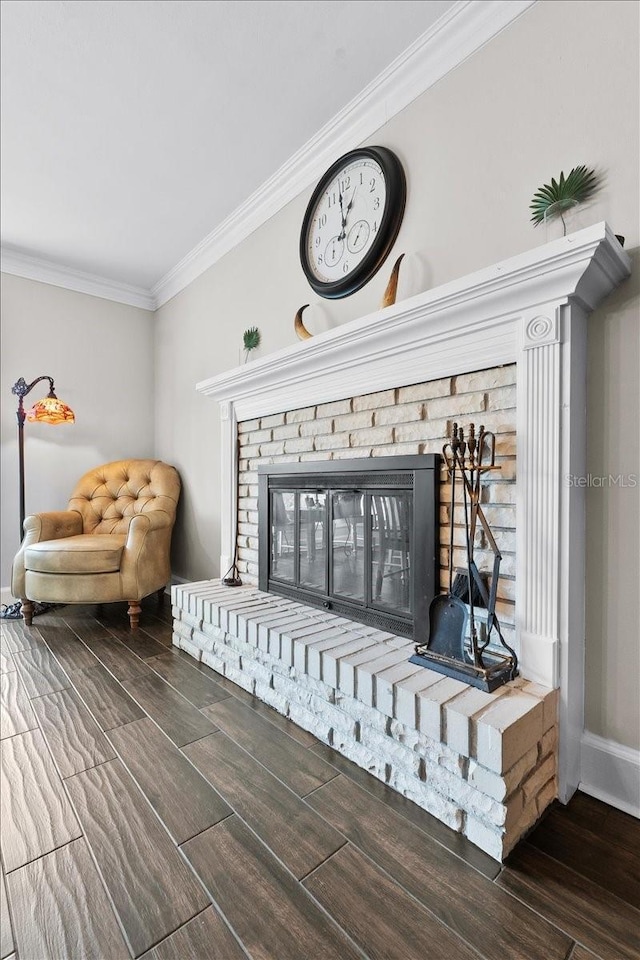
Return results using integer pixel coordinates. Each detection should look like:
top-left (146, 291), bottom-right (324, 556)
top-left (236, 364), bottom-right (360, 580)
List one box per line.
top-left (172, 581), bottom-right (558, 861)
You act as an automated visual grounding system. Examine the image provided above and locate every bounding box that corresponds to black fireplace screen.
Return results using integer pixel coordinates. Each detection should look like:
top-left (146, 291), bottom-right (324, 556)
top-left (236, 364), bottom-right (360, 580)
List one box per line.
top-left (258, 456), bottom-right (439, 642)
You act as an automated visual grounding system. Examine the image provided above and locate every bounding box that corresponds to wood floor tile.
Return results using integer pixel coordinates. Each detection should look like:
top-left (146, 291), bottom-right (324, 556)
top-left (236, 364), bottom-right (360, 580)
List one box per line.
top-left (107, 717), bottom-right (232, 844)
top-left (528, 802), bottom-right (640, 908)
top-left (182, 817), bottom-right (362, 960)
top-left (70, 664), bottom-right (145, 731)
top-left (562, 792), bottom-right (640, 851)
top-left (0, 728), bottom-right (81, 872)
top-left (189, 661), bottom-right (318, 745)
top-left (497, 841), bottom-right (640, 960)
top-left (305, 842), bottom-right (480, 959)
top-left (570, 947), bottom-right (600, 960)
top-left (310, 740), bottom-right (500, 879)
top-left (101, 620), bottom-right (169, 660)
top-left (37, 621), bottom-right (99, 674)
top-left (134, 616), bottom-right (173, 646)
top-left (0, 639), bottom-right (15, 675)
top-left (306, 775), bottom-right (572, 960)
top-left (183, 732), bottom-right (345, 879)
top-left (6, 838), bottom-right (131, 960)
top-left (1, 866), bottom-right (13, 960)
top-left (122, 673), bottom-right (217, 746)
top-left (202, 697), bottom-right (338, 796)
top-left (0, 620), bottom-right (45, 654)
top-left (65, 758), bottom-right (209, 957)
top-left (148, 652), bottom-right (231, 707)
top-left (12, 645), bottom-right (70, 699)
top-left (74, 629), bottom-right (153, 682)
top-left (31, 687), bottom-right (117, 779)
top-left (141, 907), bottom-right (247, 960)
top-left (0, 671), bottom-right (37, 740)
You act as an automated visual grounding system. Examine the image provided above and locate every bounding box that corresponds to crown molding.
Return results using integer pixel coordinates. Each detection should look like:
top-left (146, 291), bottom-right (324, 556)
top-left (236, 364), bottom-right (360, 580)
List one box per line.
top-left (152, 0), bottom-right (537, 308)
top-left (0, 246), bottom-right (155, 311)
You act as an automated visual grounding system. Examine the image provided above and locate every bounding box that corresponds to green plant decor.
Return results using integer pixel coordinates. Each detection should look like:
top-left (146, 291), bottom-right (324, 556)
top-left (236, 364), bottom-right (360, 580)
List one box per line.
top-left (530, 165), bottom-right (600, 235)
top-left (243, 326), bottom-right (261, 362)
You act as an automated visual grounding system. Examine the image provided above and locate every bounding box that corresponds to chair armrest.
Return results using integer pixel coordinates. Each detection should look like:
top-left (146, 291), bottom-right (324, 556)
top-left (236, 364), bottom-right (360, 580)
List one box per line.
top-left (24, 511), bottom-right (84, 542)
top-left (120, 512), bottom-right (174, 599)
top-left (12, 511), bottom-right (83, 598)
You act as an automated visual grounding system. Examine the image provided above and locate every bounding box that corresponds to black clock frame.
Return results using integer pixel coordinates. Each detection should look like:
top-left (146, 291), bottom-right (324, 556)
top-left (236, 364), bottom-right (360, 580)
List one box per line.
top-left (299, 146), bottom-right (406, 300)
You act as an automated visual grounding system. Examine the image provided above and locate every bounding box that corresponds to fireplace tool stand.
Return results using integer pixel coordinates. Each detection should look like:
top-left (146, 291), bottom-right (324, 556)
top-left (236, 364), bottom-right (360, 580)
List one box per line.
top-left (410, 422), bottom-right (518, 692)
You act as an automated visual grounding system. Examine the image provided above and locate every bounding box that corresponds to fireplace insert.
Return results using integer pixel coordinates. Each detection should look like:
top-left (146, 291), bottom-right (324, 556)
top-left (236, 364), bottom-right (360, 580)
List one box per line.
top-left (258, 455), bottom-right (439, 642)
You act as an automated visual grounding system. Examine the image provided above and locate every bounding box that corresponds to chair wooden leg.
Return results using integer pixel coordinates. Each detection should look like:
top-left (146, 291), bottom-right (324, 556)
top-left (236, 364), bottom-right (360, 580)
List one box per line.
top-left (127, 601), bottom-right (141, 630)
top-left (22, 599), bottom-right (34, 626)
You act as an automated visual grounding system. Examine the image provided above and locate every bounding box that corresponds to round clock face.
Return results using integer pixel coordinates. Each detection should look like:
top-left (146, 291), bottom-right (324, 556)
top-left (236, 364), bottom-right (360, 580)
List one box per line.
top-left (299, 146), bottom-right (406, 299)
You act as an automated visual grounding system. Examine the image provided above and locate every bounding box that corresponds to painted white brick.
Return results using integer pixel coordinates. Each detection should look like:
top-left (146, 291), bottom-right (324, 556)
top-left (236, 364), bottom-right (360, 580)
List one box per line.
top-left (426, 391), bottom-right (486, 420)
top-left (287, 701), bottom-right (333, 743)
top-left (260, 615), bottom-right (314, 656)
top-left (445, 687), bottom-right (506, 757)
top-left (272, 423), bottom-right (301, 441)
top-left (521, 754), bottom-right (557, 805)
top-left (335, 694), bottom-right (389, 733)
top-left (349, 426), bottom-right (394, 447)
top-left (387, 769), bottom-right (463, 831)
top-left (464, 815), bottom-right (504, 861)
top-left (306, 631), bottom-right (363, 680)
top-left (332, 411), bottom-right (374, 432)
top-left (246, 428), bottom-right (272, 444)
top-left (333, 448), bottom-right (374, 460)
top-left (223, 664), bottom-right (256, 693)
top-left (398, 379), bottom-right (451, 402)
top-left (321, 636), bottom-right (380, 688)
top-left (316, 398), bottom-right (352, 418)
top-left (455, 365), bottom-right (516, 393)
top-left (261, 412), bottom-right (286, 428)
top-left (487, 384), bottom-right (517, 411)
top-left (286, 406), bottom-right (316, 423)
top-left (284, 437), bottom-right (315, 454)
top-left (173, 634), bottom-right (203, 661)
top-left (417, 677), bottom-right (468, 740)
top-left (293, 628), bottom-right (347, 673)
top-left (238, 417), bottom-right (261, 434)
top-left (356, 647), bottom-right (414, 706)
top-left (374, 403), bottom-right (424, 425)
top-left (374, 661), bottom-right (424, 717)
top-left (299, 417), bottom-right (334, 437)
top-left (359, 726), bottom-right (419, 773)
top-left (201, 649), bottom-right (226, 675)
top-left (476, 695), bottom-right (544, 773)
top-left (394, 670), bottom-right (442, 727)
top-left (314, 431), bottom-right (351, 451)
top-left (352, 389), bottom-right (396, 411)
top-left (372, 443), bottom-right (422, 457)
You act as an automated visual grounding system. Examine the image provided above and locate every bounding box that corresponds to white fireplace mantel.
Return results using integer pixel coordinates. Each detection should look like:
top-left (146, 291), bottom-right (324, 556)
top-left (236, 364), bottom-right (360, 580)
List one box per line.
top-left (197, 222), bottom-right (630, 801)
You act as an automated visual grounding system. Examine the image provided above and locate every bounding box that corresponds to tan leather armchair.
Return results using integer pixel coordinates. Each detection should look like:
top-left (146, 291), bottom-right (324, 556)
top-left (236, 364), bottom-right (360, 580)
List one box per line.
top-left (12, 459), bottom-right (181, 629)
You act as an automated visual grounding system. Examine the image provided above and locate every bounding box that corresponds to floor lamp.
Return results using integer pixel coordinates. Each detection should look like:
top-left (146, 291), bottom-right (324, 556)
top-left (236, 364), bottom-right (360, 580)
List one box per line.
top-left (0, 375), bottom-right (75, 620)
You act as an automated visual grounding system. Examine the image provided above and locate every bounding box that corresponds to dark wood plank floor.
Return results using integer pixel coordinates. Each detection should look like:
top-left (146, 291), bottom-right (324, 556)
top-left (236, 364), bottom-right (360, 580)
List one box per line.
top-left (1, 599), bottom-right (638, 960)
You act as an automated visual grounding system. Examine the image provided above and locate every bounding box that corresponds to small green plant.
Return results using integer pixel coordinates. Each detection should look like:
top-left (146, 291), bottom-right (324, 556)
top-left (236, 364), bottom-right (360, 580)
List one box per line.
top-left (530, 165), bottom-right (600, 235)
top-left (242, 326), bottom-right (261, 362)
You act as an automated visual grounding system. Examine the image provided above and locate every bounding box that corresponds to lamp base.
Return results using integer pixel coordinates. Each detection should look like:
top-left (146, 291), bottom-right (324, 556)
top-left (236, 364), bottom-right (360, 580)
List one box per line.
top-left (0, 600), bottom-right (63, 620)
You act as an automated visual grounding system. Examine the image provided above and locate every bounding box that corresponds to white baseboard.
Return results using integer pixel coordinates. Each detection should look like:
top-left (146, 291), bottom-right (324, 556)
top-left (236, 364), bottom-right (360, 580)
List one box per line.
top-left (580, 731), bottom-right (640, 818)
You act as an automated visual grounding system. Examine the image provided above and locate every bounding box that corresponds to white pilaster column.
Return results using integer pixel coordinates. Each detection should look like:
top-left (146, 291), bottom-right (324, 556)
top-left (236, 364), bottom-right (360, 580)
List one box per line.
top-left (219, 400), bottom-right (238, 576)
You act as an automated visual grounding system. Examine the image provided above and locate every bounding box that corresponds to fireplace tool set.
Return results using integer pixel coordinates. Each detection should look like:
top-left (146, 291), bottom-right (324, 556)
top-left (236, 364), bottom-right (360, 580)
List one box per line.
top-left (410, 422), bottom-right (518, 692)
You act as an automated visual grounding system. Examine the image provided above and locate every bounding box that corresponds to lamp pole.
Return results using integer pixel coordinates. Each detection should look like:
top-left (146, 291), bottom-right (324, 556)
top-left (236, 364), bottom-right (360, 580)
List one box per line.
top-left (12, 375), bottom-right (56, 539)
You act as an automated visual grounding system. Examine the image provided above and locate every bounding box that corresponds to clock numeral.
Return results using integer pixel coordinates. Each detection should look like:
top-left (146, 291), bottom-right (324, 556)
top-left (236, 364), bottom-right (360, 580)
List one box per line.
top-left (327, 192), bottom-right (337, 208)
top-left (369, 177), bottom-right (376, 193)
top-left (317, 213), bottom-right (327, 229)
top-left (359, 172), bottom-right (364, 185)
top-left (340, 175), bottom-right (351, 193)
top-left (318, 254), bottom-right (324, 264)
top-left (343, 262), bottom-right (350, 274)
top-left (373, 197), bottom-right (380, 211)
top-left (315, 236), bottom-right (321, 247)
top-left (373, 221), bottom-right (378, 234)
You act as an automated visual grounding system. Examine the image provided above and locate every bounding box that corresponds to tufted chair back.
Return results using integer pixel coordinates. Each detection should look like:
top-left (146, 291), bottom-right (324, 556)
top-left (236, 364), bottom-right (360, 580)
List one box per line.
top-left (68, 459), bottom-right (181, 536)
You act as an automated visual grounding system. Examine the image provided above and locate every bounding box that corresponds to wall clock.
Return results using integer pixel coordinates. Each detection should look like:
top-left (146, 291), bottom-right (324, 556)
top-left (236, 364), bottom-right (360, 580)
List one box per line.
top-left (299, 146), bottom-right (406, 299)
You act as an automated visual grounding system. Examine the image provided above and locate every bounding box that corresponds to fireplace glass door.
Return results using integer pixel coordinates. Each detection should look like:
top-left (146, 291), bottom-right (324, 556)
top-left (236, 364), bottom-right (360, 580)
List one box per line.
top-left (260, 456), bottom-right (438, 642)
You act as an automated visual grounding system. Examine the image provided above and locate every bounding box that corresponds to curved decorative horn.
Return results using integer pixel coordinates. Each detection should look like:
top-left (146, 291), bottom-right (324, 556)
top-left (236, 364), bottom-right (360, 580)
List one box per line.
top-left (294, 304), bottom-right (313, 340)
top-left (381, 253), bottom-right (405, 308)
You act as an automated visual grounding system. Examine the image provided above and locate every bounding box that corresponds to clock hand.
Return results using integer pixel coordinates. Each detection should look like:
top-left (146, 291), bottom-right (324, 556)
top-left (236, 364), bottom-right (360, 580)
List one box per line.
top-left (338, 187), bottom-right (358, 241)
top-left (337, 187), bottom-right (347, 239)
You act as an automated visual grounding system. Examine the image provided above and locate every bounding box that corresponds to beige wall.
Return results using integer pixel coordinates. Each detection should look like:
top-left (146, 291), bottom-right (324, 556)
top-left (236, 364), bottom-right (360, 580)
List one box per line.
top-left (154, 0), bottom-right (639, 749)
top-left (0, 274), bottom-right (156, 587)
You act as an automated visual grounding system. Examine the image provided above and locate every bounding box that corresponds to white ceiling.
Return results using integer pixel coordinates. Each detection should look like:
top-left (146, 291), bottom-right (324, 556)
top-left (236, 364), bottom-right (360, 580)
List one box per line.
top-left (1, 0), bottom-right (457, 295)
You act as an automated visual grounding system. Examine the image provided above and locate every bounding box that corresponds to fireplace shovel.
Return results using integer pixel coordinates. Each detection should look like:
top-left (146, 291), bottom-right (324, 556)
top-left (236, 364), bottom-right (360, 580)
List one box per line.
top-left (425, 428), bottom-right (468, 661)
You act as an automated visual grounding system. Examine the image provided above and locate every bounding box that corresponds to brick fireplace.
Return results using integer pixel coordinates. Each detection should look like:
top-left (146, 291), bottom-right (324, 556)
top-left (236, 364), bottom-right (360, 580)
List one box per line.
top-left (172, 223), bottom-right (629, 859)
